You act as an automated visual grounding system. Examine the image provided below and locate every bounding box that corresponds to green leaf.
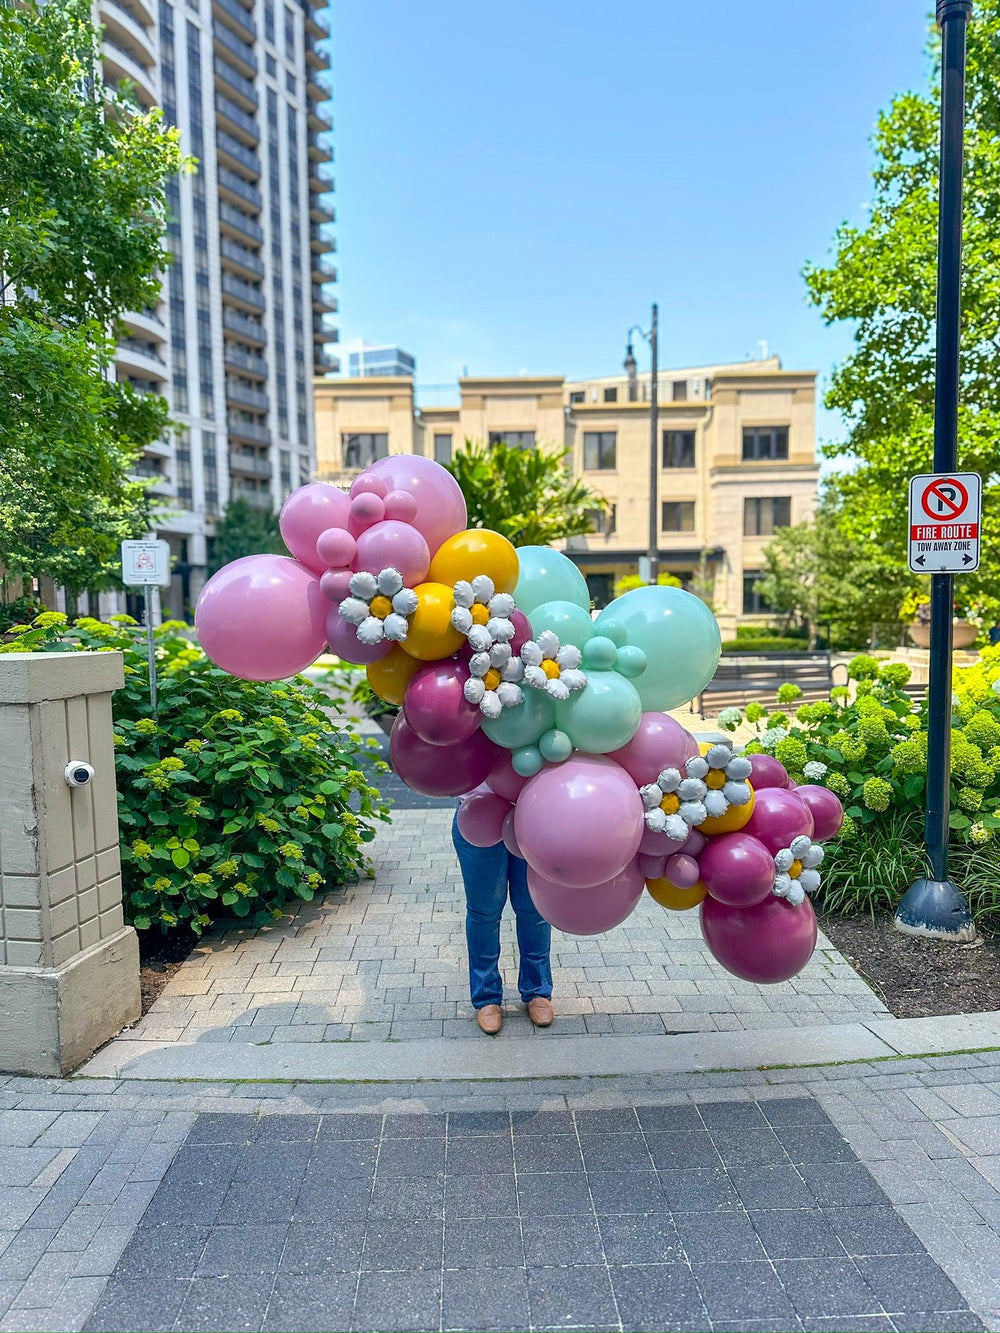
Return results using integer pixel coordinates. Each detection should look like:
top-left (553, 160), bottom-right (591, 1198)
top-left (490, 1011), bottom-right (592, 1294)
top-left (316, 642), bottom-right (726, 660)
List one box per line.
top-left (133, 915), bottom-right (151, 931)
top-left (170, 848), bottom-right (190, 869)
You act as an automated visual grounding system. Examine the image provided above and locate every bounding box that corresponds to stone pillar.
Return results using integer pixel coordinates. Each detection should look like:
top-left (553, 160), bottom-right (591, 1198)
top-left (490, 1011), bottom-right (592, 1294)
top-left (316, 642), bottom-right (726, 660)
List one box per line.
top-left (0, 651), bottom-right (140, 1076)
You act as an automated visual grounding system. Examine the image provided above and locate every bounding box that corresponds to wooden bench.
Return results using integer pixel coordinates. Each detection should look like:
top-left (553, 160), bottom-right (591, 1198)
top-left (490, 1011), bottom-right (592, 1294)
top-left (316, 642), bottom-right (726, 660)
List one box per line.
top-left (694, 652), bottom-right (843, 718)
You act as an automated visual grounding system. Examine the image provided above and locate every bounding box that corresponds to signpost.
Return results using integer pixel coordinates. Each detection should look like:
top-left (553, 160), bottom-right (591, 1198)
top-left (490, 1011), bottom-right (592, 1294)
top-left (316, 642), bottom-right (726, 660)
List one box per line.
top-left (908, 472), bottom-right (981, 573)
top-left (121, 540), bottom-right (171, 711)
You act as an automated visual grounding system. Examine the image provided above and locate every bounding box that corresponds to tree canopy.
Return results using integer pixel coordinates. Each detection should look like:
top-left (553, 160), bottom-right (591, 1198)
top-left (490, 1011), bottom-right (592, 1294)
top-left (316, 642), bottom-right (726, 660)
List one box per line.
top-left (210, 499), bottom-right (287, 574)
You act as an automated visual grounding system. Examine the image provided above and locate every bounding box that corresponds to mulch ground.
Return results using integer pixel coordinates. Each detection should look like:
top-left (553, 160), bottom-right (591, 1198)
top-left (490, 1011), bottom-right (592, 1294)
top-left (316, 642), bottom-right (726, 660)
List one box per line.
top-left (821, 913), bottom-right (1000, 1018)
top-left (139, 930), bottom-right (195, 1015)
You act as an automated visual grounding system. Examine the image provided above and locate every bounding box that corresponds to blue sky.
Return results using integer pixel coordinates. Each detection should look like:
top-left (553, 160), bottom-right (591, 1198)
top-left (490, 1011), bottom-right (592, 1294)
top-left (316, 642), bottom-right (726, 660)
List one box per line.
top-left (329, 1), bottom-right (933, 450)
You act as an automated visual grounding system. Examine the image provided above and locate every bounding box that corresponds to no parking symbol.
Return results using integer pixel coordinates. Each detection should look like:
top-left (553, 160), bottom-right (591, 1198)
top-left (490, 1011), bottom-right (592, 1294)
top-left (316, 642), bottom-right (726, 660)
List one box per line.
top-left (908, 471), bottom-right (981, 572)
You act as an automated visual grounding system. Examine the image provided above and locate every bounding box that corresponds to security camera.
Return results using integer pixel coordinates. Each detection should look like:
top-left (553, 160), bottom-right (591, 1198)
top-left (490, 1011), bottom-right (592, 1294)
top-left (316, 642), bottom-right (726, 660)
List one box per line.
top-left (65, 761), bottom-right (95, 788)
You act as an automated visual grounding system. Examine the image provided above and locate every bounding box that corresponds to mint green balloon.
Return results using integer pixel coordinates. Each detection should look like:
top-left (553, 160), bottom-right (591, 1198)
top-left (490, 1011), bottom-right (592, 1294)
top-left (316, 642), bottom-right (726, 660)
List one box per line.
top-left (527, 599), bottom-right (596, 650)
top-left (554, 671), bottom-right (642, 754)
top-left (595, 585), bottom-right (721, 712)
top-left (539, 728), bottom-right (573, 763)
top-left (512, 746), bottom-right (544, 777)
top-left (514, 546), bottom-right (591, 615)
top-left (482, 688), bottom-right (555, 751)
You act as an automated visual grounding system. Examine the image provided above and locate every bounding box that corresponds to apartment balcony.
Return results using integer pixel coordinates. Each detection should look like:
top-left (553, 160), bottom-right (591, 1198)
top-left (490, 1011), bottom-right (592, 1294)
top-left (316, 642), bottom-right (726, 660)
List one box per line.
top-left (307, 7), bottom-right (330, 34)
top-left (229, 449), bottom-right (273, 479)
top-left (221, 271), bottom-right (265, 313)
top-left (230, 486), bottom-right (273, 509)
top-left (102, 37), bottom-right (157, 106)
top-left (311, 225), bottom-right (336, 252)
top-left (143, 435), bottom-right (174, 459)
top-left (310, 195), bottom-right (336, 225)
top-left (212, 0), bottom-right (256, 43)
top-left (118, 0), bottom-right (155, 25)
top-left (214, 57), bottom-right (257, 112)
top-left (313, 283), bottom-right (337, 313)
top-left (98, 0), bottom-right (155, 64)
top-left (306, 37), bottom-right (329, 69)
top-left (315, 348), bottom-right (340, 373)
top-left (223, 342), bottom-right (268, 379)
top-left (120, 307), bottom-right (167, 343)
top-left (308, 129), bottom-right (333, 161)
top-left (226, 381), bottom-right (269, 411)
top-left (217, 131), bottom-right (261, 178)
top-left (218, 166), bottom-right (262, 212)
top-left (308, 160), bottom-right (335, 191)
top-left (222, 306), bottom-right (266, 346)
top-left (312, 254), bottom-right (337, 281)
top-left (227, 415), bottom-right (271, 446)
top-left (116, 337), bottom-right (168, 380)
top-left (314, 312), bottom-right (339, 339)
top-left (220, 237), bottom-right (264, 279)
top-left (308, 103), bottom-right (333, 132)
top-left (215, 94), bottom-right (259, 144)
top-left (307, 71), bottom-right (330, 103)
top-left (214, 22), bottom-right (257, 78)
top-left (219, 201), bottom-right (263, 245)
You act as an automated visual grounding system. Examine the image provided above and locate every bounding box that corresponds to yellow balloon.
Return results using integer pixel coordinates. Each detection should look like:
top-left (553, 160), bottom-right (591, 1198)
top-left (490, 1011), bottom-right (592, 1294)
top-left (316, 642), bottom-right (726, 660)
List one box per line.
top-left (700, 784), bottom-right (756, 836)
top-left (400, 582), bottom-right (466, 661)
top-left (646, 877), bottom-right (708, 911)
top-left (427, 528), bottom-right (519, 594)
top-left (367, 645), bottom-right (422, 705)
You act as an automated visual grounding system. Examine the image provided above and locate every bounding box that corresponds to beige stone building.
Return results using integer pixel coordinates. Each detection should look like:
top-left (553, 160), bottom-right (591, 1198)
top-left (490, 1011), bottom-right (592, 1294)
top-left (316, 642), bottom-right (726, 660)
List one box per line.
top-left (313, 356), bottom-right (818, 634)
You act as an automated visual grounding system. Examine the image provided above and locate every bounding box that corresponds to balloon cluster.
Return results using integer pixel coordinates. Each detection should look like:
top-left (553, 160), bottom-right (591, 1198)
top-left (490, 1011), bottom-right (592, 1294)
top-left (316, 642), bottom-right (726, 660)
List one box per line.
top-left (195, 457), bottom-right (844, 985)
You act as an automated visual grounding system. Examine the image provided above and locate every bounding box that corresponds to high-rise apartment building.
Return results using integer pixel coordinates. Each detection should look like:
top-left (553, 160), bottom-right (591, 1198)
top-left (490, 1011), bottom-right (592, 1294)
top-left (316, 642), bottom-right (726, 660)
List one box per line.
top-left (342, 339), bottom-right (416, 379)
top-left (96, 0), bottom-right (337, 616)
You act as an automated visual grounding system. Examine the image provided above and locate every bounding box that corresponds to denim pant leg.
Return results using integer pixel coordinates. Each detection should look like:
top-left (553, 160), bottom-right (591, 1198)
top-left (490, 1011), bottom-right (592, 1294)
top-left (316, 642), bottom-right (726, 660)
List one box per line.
top-left (507, 855), bottom-right (553, 1003)
top-left (452, 812), bottom-right (509, 1009)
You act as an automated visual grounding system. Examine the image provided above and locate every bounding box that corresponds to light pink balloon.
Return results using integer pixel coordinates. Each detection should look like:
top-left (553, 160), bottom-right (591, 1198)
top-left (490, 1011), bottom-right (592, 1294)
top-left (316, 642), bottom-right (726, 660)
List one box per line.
top-left (402, 659), bottom-right (482, 746)
top-left (367, 455), bottom-right (468, 556)
top-left (348, 492), bottom-right (386, 536)
top-left (664, 853), bottom-right (701, 889)
top-left (682, 829), bottom-right (707, 857)
top-left (744, 787), bottom-right (815, 856)
top-left (701, 894), bottom-right (818, 984)
top-left (611, 712), bottom-right (700, 786)
top-left (486, 752), bottom-right (529, 803)
top-left (196, 554), bottom-right (327, 681)
top-left (638, 852), bottom-right (669, 880)
top-left (324, 606), bottom-right (392, 665)
top-left (351, 474), bottom-right (388, 499)
top-left (457, 791), bottom-right (511, 848)
top-left (354, 520), bottom-right (431, 586)
top-left (514, 754), bottom-right (644, 889)
top-left (501, 808), bottom-right (523, 859)
top-left (320, 569), bottom-right (353, 602)
top-left (794, 785), bottom-right (845, 842)
top-left (279, 484), bottom-right (351, 574)
top-left (527, 859), bottom-right (645, 935)
top-left (390, 714), bottom-right (499, 797)
top-left (384, 489), bottom-right (418, 523)
top-left (316, 528), bottom-right (356, 570)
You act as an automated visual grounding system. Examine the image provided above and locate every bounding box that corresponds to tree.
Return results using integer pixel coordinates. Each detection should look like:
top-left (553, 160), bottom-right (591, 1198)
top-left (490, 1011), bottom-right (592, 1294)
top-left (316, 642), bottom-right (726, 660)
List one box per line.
top-left (0, 0), bottom-right (187, 594)
top-left (613, 572), bottom-right (681, 598)
top-left (211, 499), bottom-right (287, 573)
top-left (446, 439), bottom-right (607, 546)
top-left (804, 2), bottom-right (1000, 623)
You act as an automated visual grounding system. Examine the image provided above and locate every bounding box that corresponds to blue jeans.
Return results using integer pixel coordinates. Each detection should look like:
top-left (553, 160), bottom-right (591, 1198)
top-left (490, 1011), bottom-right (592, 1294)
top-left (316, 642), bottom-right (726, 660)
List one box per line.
top-left (452, 812), bottom-right (552, 1009)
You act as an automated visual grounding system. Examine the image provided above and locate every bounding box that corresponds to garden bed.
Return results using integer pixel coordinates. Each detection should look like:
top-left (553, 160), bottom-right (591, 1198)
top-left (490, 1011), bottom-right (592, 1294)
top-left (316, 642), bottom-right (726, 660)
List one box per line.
top-left (139, 929), bottom-right (195, 1014)
top-left (821, 913), bottom-right (1000, 1018)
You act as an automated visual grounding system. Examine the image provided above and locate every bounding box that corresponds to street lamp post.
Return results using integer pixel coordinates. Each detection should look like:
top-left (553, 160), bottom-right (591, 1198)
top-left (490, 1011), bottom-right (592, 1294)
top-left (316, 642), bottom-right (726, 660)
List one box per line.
top-left (624, 303), bottom-right (659, 585)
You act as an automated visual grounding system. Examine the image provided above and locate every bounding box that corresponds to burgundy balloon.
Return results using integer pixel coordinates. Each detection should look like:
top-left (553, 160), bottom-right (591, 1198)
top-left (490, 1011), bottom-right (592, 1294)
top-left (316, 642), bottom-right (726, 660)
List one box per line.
top-left (744, 786), bottom-right (815, 856)
top-left (527, 860), bottom-right (645, 936)
top-left (389, 714), bottom-right (499, 798)
top-left (700, 894), bottom-right (818, 984)
top-left (324, 605), bottom-right (392, 666)
top-left (486, 752), bottom-right (530, 804)
top-left (501, 808), bottom-right (524, 859)
top-left (402, 660), bottom-right (483, 747)
top-left (794, 784), bottom-right (845, 842)
top-left (747, 753), bottom-right (791, 790)
top-left (508, 610), bottom-right (533, 655)
top-left (456, 791), bottom-right (511, 848)
top-left (611, 712), bottom-right (700, 786)
top-left (698, 832), bottom-right (776, 908)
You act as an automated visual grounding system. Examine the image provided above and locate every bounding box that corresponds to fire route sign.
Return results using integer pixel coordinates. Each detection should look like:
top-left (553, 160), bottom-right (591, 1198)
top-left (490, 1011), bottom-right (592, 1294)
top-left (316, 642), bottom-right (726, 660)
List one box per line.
top-left (907, 472), bottom-right (981, 573)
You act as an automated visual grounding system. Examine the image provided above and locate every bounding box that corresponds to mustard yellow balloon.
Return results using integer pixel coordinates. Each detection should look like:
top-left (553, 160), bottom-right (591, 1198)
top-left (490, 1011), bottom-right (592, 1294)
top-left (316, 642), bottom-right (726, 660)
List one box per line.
top-left (646, 877), bottom-right (708, 912)
top-left (367, 645), bottom-right (422, 705)
top-left (400, 582), bottom-right (466, 661)
top-left (699, 784), bottom-right (756, 836)
top-left (427, 528), bottom-right (519, 595)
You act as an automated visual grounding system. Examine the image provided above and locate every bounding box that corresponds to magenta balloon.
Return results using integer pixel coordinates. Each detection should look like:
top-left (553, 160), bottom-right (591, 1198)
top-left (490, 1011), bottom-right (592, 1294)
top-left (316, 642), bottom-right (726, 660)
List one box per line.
top-left (747, 754), bottom-right (790, 790)
top-left (367, 455), bottom-right (468, 556)
top-left (509, 610), bottom-right (532, 655)
top-left (701, 894), bottom-right (818, 984)
top-left (664, 853), bottom-right (701, 889)
top-left (744, 786), bottom-right (815, 856)
top-left (486, 752), bottom-right (529, 803)
top-left (195, 554), bottom-right (327, 681)
top-left (527, 860), bottom-right (645, 935)
top-left (698, 833), bottom-right (775, 907)
top-left (384, 489), bottom-right (418, 523)
top-left (502, 808), bottom-right (524, 859)
top-left (403, 660), bottom-right (483, 746)
top-left (354, 520), bottom-right (431, 586)
top-left (638, 852), bottom-right (669, 880)
top-left (324, 605), bottom-right (392, 665)
top-left (315, 527), bottom-right (356, 570)
top-left (611, 712), bottom-right (700, 786)
top-left (390, 714), bottom-right (499, 797)
top-left (514, 754), bottom-right (643, 889)
top-left (279, 484), bottom-right (350, 574)
top-left (457, 791), bottom-right (511, 848)
top-left (320, 569), bottom-right (353, 602)
top-left (795, 784), bottom-right (844, 842)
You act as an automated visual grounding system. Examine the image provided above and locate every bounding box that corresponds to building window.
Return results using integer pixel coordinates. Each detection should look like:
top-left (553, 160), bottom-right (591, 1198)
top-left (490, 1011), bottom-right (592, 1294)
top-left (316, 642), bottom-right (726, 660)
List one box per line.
top-left (662, 430), bottom-right (695, 468)
top-left (433, 433), bottom-right (452, 465)
top-left (488, 431), bottom-right (535, 450)
top-left (569, 391), bottom-right (585, 405)
top-left (587, 505), bottom-right (616, 536)
top-left (742, 426), bottom-right (789, 461)
top-left (672, 380), bottom-right (687, 402)
top-left (661, 501), bottom-right (695, 532)
top-left (583, 431), bottom-right (616, 471)
top-left (586, 573), bottom-right (614, 609)
top-left (342, 432), bottom-right (388, 469)
top-left (603, 387), bottom-right (618, 403)
top-left (743, 572), bottom-right (772, 615)
top-left (743, 496), bottom-right (791, 536)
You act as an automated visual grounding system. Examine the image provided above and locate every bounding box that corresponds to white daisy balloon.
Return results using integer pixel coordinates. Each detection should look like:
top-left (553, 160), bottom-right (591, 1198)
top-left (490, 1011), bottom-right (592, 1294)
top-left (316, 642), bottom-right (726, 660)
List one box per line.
top-left (451, 575), bottom-right (516, 653)
top-left (464, 642), bottom-right (525, 720)
top-left (338, 567), bottom-right (418, 646)
top-left (772, 834), bottom-right (824, 907)
top-left (520, 630), bottom-right (587, 702)
top-left (699, 742), bottom-right (754, 819)
top-left (639, 767), bottom-right (709, 841)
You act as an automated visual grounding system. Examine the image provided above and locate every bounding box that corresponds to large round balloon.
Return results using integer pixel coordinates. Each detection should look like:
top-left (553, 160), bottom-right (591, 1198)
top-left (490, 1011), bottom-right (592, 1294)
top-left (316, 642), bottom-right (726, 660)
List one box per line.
top-left (389, 714), bottom-right (498, 797)
top-left (325, 605), bottom-right (392, 666)
top-left (485, 752), bottom-right (529, 803)
top-left (646, 875), bottom-right (708, 912)
top-left (611, 712), bottom-right (700, 785)
top-left (698, 832), bottom-right (776, 908)
top-left (744, 786), bottom-right (815, 856)
top-left (354, 521), bottom-right (430, 587)
top-left (554, 671), bottom-right (642, 754)
top-left (528, 860), bottom-right (644, 935)
top-left (514, 754), bottom-right (644, 888)
top-left (701, 894), bottom-right (818, 984)
top-left (401, 583), bottom-right (466, 661)
top-left (367, 455), bottom-right (467, 557)
top-left (196, 554), bottom-right (327, 681)
top-left (595, 586), bottom-right (721, 712)
top-left (403, 660), bottom-right (483, 746)
top-left (795, 785), bottom-right (845, 842)
top-left (428, 529), bottom-right (519, 595)
top-left (527, 600), bottom-right (596, 651)
top-left (457, 790), bottom-right (512, 848)
top-left (279, 483), bottom-right (351, 574)
top-left (367, 644), bottom-right (422, 704)
top-left (514, 546), bottom-right (591, 616)
top-left (747, 754), bottom-right (791, 790)
top-left (481, 688), bottom-right (555, 751)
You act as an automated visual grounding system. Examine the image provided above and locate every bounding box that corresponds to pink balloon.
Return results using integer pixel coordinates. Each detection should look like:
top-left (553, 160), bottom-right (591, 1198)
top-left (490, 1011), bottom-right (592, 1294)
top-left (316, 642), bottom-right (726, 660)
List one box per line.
top-left (390, 714), bottom-right (499, 797)
top-left (354, 520), bottom-right (431, 586)
top-left (367, 455), bottom-right (468, 556)
top-left (486, 753), bottom-right (529, 804)
top-left (638, 852), bottom-right (669, 880)
top-left (279, 484), bottom-right (350, 574)
top-left (701, 894), bottom-right (818, 984)
top-left (324, 606), bottom-right (392, 665)
top-left (527, 860), bottom-right (645, 935)
top-left (664, 853), bottom-right (700, 889)
top-left (795, 785), bottom-right (845, 842)
top-left (698, 833), bottom-right (775, 907)
top-left (682, 829), bottom-right (706, 857)
top-left (196, 554), bottom-right (327, 681)
top-left (384, 489), bottom-right (418, 523)
top-left (611, 712), bottom-right (700, 786)
top-left (509, 610), bottom-right (532, 656)
top-left (403, 660), bottom-right (483, 746)
top-left (316, 528), bottom-right (357, 570)
top-left (351, 475), bottom-right (388, 499)
top-left (514, 755), bottom-right (644, 889)
top-left (320, 569), bottom-right (353, 602)
top-left (502, 808), bottom-right (523, 859)
top-left (745, 787), bottom-right (815, 856)
top-left (348, 492), bottom-right (386, 536)
top-left (747, 754), bottom-right (790, 790)
top-left (457, 791), bottom-right (511, 848)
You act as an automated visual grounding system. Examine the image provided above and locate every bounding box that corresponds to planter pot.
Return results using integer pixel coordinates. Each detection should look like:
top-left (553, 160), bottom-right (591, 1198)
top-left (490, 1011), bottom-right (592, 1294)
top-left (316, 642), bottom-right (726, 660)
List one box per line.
top-left (907, 620), bottom-right (977, 649)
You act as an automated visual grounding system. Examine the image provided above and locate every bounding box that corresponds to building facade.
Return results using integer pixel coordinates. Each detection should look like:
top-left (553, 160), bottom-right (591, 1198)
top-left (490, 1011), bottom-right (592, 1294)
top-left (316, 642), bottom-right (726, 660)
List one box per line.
top-left (97, 0), bottom-right (337, 617)
top-left (342, 339), bottom-right (416, 379)
top-left (313, 357), bottom-right (819, 634)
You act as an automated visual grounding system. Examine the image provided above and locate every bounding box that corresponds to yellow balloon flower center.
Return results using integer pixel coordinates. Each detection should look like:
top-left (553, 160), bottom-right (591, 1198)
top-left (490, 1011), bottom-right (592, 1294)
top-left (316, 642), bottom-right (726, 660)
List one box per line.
top-left (541, 658), bottom-right (561, 680)
top-left (660, 793), bottom-right (680, 815)
top-left (369, 594), bottom-right (393, 619)
top-left (483, 667), bottom-right (501, 691)
top-left (470, 604), bottom-right (490, 626)
top-left (789, 858), bottom-right (803, 879)
top-left (705, 769), bottom-right (727, 790)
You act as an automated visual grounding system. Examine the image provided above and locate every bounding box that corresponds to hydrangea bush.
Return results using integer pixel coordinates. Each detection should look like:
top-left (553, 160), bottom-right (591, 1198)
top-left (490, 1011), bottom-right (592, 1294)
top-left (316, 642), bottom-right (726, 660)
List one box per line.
top-left (1, 613), bottom-right (389, 934)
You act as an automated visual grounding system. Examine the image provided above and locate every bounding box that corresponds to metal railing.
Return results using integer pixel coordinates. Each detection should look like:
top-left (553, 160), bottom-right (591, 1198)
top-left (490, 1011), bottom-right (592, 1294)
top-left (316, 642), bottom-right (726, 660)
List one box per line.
top-left (227, 415), bottom-right (270, 445)
top-left (212, 0), bottom-right (256, 39)
top-left (220, 237), bottom-right (264, 277)
top-left (215, 94), bottom-right (259, 141)
top-left (218, 202), bottom-right (263, 244)
top-left (225, 381), bottom-right (269, 411)
top-left (218, 167), bottom-right (262, 210)
top-left (214, 21), bottom-right (257, 72)
top-left (221, 272), bottom-right (265, 310)
top-left (222, 306), bottom-right (266, 343)
top-left (213, 57), bottom-right (257, 106)
top-left (217, 132), bottom-right (261, 177)
top-left (228, 449), bottom-right (272, 478)
top-left (223, 343), bottom-right (268, 377)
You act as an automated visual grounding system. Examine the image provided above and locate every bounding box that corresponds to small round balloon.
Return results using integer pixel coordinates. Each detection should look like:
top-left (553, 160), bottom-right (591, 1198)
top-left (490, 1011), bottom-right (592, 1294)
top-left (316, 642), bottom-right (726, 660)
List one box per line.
top-left (514, 546), bottom-right (591, 615)
top-left (325, 605), bottom-right (392, 666)
top-left (354, 521), bottom-right (431, 587)
top-left (367, 455), bottom-right (467, 557)
top-left (457, 791), bottom-right (511, 848)
top-left (485, 752), bottom-right (529, 803)
top-left (554, 671), bottom-right (643, 754)
top-left (646, 875), bottom-right (708, 912)
top-left (481, 687), bottom-right (556, 751)
top-left (595, 585), bottom-right (721, 712)
top-left (794, 785), bottom-right (845, 842)
top-left (747, 754), bottom-right (791, 790)
top-left (528, 860), bottom-right (644, 935)
top-left (527, 600), bottom-right (596, 651)
top-left (744, 787), bottom-right (815, 856)
top-left (701, 893), bottom-right (818, 984)
top-left (698, 832), bottom-right (776, 908)
top-left (428, 529), bottom-right (519, 595)
top-left (279, 483), bottom-right (351, 574)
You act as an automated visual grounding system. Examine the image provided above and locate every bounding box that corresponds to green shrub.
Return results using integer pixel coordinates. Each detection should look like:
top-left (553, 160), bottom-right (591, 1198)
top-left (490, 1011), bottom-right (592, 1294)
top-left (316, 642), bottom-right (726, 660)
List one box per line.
top-left (1, 613), bottom-right (390, 934)
top-left (0, 593), bottom-right (45, 633)
top-left (735, 623), bottom-right (806, 641)
top-left (721, 637), bottom-right (809, 653)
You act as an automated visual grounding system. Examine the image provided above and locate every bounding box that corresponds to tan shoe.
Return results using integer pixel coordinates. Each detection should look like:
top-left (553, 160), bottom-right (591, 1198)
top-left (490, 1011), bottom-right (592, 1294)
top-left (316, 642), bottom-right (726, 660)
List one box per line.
top-left (527, 997), bottom-right (554, 1027)
top-left (476, 1005), bottom-right (503, 1035)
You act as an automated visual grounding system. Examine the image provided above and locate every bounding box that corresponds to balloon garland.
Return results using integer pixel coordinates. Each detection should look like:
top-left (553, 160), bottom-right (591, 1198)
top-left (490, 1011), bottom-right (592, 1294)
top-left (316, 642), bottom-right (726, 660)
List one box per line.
top-left (195, 458), bottom-right (844, 985)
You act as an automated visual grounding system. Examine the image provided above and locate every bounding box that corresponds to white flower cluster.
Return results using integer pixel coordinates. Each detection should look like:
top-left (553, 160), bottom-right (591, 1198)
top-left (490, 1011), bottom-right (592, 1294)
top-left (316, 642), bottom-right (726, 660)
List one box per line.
top-left (803, 760), bottom-right (828, 781)
top-left (760, 726), bottom-right (789, 748)
top-left (640, 743), bottom-right (753, 841)
top-left (521, 631), bottom-right (587, 702)
top-left (464, 643), bottom-right (524, 719)
top-left (717, 707), bottom-right (743, 730)
top-left (451, 576), bottom-right (516, 653)
top-left (773, 834), bottom-right (824, 906)
top-left (339, 568), bottom-right (418, 645)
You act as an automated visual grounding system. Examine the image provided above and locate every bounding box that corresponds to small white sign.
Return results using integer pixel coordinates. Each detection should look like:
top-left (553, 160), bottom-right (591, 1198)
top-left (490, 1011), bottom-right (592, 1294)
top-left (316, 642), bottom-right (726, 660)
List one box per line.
top-left (121, 539), bottom-right (171, 587)
top-left (907, 472), bottom-right (981, 573)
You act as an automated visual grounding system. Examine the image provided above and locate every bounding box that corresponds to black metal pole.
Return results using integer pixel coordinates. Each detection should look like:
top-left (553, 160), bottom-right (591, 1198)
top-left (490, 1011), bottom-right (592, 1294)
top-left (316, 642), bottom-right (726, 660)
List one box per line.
top-left (648, 303), bottom-right (659, 585)
top-left (895, 0), bottom-right (975, 940)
